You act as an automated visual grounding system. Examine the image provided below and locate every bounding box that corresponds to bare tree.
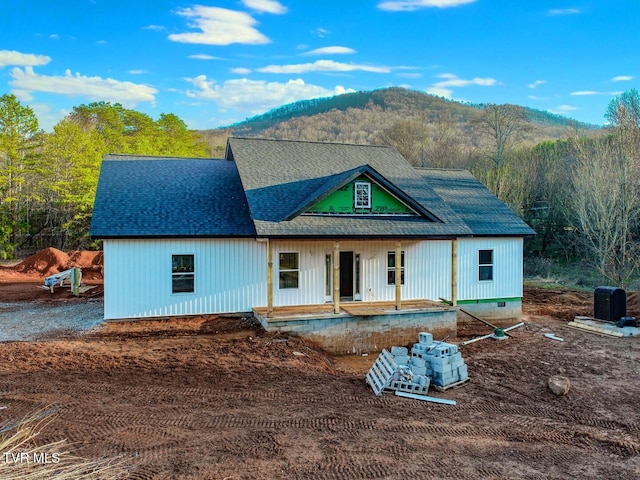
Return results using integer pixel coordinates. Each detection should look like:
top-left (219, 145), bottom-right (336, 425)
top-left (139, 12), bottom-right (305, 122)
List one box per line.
top-left (472, 104), bottom-right (529, 198)
top-left (473, 104), bottom-right (529, 168)
top-left (570, 138), bottom-right (640, 287)
top-left (376, 119), bottom-right (428, 165)
top-left (425, 111), bottom-right (464, 168)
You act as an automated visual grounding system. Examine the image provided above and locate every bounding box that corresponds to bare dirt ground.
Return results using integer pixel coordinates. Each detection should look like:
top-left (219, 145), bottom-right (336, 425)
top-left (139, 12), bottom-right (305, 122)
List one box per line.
top-left (1, 253), bottom-right (640, 479)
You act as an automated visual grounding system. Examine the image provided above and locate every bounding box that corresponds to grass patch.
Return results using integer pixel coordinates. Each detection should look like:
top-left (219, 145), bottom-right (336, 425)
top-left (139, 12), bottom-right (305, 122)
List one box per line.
top-left (0, 407), bottom-right (130, 479)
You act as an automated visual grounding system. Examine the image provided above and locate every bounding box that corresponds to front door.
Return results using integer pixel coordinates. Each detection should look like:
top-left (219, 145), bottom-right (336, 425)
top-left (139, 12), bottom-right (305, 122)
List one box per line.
top-left (339, 251), bottom-right (354, 300)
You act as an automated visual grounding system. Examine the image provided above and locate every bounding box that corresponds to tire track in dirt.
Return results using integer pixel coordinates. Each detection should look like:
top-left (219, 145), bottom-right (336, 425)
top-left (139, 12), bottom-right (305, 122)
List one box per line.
top-left (202, 415), bottom-right (377, 431)
top-left (464, 402), bottom-right (637, 432)
top-left (300, 463), bottom-right (401, 480)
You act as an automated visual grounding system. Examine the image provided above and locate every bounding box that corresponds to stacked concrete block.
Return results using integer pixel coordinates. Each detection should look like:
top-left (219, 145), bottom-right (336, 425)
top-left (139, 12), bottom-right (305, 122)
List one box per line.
top-left (367, 331), bottom-right (468, 396)
top-left (388, 345), bottom-right (430, 394)
top-left (410, 332), bottom-right (469, 388)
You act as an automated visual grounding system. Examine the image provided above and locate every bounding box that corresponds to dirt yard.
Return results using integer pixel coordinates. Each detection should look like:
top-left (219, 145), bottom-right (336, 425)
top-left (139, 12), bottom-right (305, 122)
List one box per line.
top-left (1, 252), bottom-right (640, 479)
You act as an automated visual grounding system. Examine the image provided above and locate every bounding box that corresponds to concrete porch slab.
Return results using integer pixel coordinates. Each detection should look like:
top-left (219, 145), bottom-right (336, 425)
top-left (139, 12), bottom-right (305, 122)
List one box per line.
top-left (253, 300), bottom-right (457, 355)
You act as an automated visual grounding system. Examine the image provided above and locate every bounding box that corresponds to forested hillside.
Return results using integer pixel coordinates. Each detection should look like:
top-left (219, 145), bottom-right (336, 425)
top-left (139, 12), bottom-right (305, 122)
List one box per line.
top-left (2, 87), bottom-right (640, 288)
top-left (200, 87), bottom-right (597, 157)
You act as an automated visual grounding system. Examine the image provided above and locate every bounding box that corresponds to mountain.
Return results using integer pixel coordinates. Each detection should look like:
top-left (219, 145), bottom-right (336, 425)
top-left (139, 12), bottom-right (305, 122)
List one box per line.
top-left (199, 87), bottom-right (600, 160)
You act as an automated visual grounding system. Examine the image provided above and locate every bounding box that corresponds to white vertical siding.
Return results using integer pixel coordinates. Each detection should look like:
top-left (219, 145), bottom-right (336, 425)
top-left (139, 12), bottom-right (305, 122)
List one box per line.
top-left (103, 237), bottom-right (462, 319)
top-left (271, 239), bottom-right (452, 305)
top-left (456, 237), bottom-right (523, 301)
top-left (103, 238), bottom-right (267, 319)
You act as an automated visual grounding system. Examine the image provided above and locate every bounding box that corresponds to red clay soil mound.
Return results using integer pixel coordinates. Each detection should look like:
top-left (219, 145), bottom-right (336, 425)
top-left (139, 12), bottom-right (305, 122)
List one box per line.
top-left (66, 250), bottom-right (103, 268)
top-left (2, 248), bottom-right (104, 281)
top-left (12, 247), bottom-right (70, 277)
top-left (626, 290), bottom-right (640, 314)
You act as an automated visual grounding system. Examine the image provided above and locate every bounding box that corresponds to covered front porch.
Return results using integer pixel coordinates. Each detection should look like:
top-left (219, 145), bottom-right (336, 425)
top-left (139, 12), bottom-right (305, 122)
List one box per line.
top-left (253, 299), bottom-right (457, 355)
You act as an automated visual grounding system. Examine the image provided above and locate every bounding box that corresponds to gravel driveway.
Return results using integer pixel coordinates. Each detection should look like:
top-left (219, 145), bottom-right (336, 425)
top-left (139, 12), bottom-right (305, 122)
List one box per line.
top-left (0, 300), bottom-right (104, 341)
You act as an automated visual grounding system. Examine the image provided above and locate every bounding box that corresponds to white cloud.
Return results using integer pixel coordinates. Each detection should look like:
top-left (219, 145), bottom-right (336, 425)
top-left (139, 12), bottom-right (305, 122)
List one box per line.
top-left (231, 67), bottom-right (252, 74)
top-left (169, 6), bottom-right (270, 46)
top-left (556, 104), bottom-right (578, 112)
top-left (304, 46), bottom-right (356, 56)
top-left (11, 89), bottom-right (34, 102)
top-left (144, 25), bottom-right (166, 31)
top-left (50, 34), bottom-right (60, 40)
top-left (426, 87), bottom-right (452, 98)
top-left (0, 50), bottom-right (51, 68)
top-left (313, 28), bottom-right (329, 38)
top-left (426, 72), bottom-right (495, 98)
top-left (433, 72), bottom-right (496, 87)
top-left (128, 69), bottom-right (147, 75)
top-left (378, 0), bottom-right (475, 12)
top-left (10, 66), bottom-right (157, 105)
top-left (185, 75), bottom-right (354, 113)
top-left (188, 54), bottom-right (222, 60)
top-left (528, 79), bottom-right (546, 89)
top-left (612, 75), bottom-right (633, 82)
top-left (548, 8), bottom-right (580, 16)
top-left (241, 0), bottom-right (287, 14)
top-left (397, 72), bottom-right (423, 79)
top-left (258, 60), bottom-right (391, 74)
top-left (570, 90), bottom-right (624, 96)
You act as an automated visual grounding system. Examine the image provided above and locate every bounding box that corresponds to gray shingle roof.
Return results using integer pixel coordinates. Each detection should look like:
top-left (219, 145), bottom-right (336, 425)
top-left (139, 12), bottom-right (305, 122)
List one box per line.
top-left (91, 140), bottom-right (534, 240)
top-left (416, 168), bottom-right (536, 236)
top-left (90, 154), bottom-right (255, 238)
top-left (227, 137), bottom-right (472, 238)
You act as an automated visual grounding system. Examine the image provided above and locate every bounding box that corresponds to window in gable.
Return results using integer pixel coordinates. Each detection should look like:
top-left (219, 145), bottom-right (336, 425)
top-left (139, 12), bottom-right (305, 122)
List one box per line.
top-left (279, 252), bottom-right (299, 289)
top-left (387, 251), bottom-right (405, 285)
top-left (172, 254), bottom-right (195, 293)
top-left (354, 181), bottom-right (371, 209)
top-left (479, 249), bottom-right (494, 281)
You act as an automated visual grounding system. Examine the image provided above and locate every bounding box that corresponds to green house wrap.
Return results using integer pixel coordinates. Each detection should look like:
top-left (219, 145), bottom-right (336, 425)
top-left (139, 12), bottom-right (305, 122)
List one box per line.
top-left (305, 175), bottom-right (416, 215)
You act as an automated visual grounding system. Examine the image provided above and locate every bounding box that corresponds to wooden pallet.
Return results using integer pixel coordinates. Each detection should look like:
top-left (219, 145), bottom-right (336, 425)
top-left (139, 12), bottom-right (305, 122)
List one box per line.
top-left (366, 349), bottom-right (398, 396)
top-left (432, 377), bottom-right (470, 392)
top-left (568, 318), bottom-right (625, 337)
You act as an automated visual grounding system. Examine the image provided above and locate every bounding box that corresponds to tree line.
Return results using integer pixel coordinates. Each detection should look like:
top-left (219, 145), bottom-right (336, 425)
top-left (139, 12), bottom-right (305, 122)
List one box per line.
top-left (2, 89), bottom-right (640, 288)
top-left (0, 95), bottom-right (209, 258)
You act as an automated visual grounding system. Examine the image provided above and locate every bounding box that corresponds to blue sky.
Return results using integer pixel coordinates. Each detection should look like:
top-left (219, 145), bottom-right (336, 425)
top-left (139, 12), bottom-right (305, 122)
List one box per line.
top-left (1, 0), bottom-right (637, 131)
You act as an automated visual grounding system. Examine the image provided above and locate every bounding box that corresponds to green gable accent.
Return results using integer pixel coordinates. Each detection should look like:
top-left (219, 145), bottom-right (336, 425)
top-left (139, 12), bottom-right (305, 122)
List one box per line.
top-left (305, 175), bottom-right (416, 215)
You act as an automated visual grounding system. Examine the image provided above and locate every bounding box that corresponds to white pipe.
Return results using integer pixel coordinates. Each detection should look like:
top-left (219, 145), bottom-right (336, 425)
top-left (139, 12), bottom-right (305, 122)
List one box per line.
top-left (394, 391), bottom-right (456, 405)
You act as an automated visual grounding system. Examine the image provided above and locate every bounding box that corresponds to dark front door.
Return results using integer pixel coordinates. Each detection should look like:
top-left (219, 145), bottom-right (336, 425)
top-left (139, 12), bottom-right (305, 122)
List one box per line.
top-left (340, 251), bottom-right (354, 299)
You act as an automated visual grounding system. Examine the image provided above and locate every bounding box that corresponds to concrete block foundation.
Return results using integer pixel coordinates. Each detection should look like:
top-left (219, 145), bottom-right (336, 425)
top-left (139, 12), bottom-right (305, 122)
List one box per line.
top-left (255, 306), bottom-right (457, 355)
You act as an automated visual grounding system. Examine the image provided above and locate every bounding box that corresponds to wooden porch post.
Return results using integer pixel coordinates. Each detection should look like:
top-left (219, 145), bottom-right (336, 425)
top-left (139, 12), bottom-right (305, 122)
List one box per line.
top-left (333, 241), bottom-right (340, 314)
top-left (267, 239), bottom-right (273, 318)
top-left (395, 241), bottom-right (402, 311)
top-left (451, 239), bottom-right (458, 307)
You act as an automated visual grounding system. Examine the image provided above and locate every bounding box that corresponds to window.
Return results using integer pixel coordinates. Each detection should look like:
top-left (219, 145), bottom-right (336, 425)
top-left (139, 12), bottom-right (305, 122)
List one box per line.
top-left (279, 252), bottom-right (299, 289)
top-left (325, 254), bottom-right (332, 297)
top-left (479, 249), bottom-right (493, 281)
top-left (354, 181), bottom-right (371, 209)
top-left (172, 254), bottom-right (194, 293)
top-left (387, 251), bottom-right (405, 285)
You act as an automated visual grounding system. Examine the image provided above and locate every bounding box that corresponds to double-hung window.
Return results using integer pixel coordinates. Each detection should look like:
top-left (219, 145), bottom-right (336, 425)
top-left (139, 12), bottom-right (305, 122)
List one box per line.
top-left (354, 181), bottom-right (371, 209)
top-left (479, 249), bottom-right (494, 281)
top-left (172, 254), bottom-right (195, 293)
top-left (387, 251), bottom-right (405, 285)
top-left (279, 252), bottom-right (299, 289)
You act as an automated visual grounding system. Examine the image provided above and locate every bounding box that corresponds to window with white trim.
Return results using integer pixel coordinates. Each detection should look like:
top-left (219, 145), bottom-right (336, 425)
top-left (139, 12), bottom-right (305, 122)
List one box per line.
top-left (387, 251), bottom-right (405, 285)
top-left (479, 249), bottom-right (494, 281)
top-left (172, 254), bottom-right (194, 293)
top-left (279, 252), bottom-right (299, 289)
top-left (354, 181), bottom-right (371, 209)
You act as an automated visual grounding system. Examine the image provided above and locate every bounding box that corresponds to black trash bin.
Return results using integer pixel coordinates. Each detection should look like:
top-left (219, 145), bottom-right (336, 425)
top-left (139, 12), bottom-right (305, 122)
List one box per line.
top-left (594, 286), bottom-right (626, 323)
